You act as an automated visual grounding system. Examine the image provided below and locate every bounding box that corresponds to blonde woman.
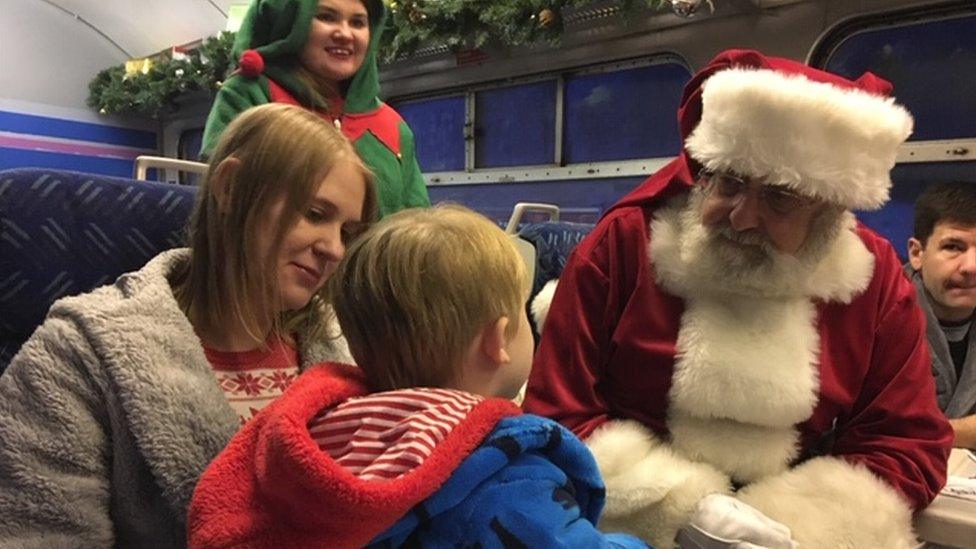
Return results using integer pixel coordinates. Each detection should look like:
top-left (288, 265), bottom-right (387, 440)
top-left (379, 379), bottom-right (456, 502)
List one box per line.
top-left (0, 103), bottom-right (375, 547)
top-left (201, 0), bottom-right (429, 218)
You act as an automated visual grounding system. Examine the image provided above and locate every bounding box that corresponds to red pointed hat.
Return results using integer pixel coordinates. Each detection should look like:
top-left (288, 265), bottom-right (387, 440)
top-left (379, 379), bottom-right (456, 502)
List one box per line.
top-left (679, 49), bottom-right (913, 211)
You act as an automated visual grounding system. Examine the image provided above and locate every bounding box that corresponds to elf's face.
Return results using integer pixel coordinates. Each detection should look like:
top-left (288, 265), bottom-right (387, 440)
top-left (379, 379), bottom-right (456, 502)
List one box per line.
top-left (300, 0), bottom-right (370, 85)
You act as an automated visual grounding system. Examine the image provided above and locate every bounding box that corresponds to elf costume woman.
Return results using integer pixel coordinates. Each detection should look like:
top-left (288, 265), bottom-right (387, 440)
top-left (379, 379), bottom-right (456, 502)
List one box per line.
top-left (201, 0), bottom-right (429, 217)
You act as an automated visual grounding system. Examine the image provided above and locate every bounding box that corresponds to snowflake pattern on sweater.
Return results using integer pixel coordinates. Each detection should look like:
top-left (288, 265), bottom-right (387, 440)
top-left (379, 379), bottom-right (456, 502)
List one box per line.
top-left (205, 337), bottom-right (300, 424)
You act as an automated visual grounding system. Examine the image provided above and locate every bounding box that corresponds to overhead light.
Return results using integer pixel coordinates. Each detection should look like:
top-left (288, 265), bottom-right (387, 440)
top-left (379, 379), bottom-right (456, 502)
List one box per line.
top-left (226, 4), bottom-right (249, 32)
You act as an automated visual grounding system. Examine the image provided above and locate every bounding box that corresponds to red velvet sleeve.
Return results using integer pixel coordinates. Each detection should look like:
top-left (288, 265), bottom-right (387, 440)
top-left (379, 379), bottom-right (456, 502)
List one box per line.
top-left (832, 235), bottom-right (952, 509)
top-left (523, 209), bottom-right (647, 440)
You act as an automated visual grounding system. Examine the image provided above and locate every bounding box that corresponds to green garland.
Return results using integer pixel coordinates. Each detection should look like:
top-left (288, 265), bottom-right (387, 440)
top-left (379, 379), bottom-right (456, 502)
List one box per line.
top-left (383, 0), bottom-right (667, 62)
top-left (87, 31), bottom-right (235, 117)
top-left (88, 0), bottom-right (666, 118)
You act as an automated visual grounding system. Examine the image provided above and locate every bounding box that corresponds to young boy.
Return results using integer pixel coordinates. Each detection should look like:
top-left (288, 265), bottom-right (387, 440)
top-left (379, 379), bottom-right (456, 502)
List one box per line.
top-left (188, 205), bottom-right (647, 548)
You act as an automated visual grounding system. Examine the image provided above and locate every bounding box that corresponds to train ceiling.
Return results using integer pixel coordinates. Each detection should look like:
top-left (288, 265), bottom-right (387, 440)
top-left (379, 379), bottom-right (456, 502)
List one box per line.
top-left (35, 0), bottom-right (240, 59)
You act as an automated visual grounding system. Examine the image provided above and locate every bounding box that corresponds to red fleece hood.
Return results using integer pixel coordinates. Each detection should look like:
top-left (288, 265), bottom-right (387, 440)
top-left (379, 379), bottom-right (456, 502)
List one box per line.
top-left (188, 363), bottom-right (520, 548)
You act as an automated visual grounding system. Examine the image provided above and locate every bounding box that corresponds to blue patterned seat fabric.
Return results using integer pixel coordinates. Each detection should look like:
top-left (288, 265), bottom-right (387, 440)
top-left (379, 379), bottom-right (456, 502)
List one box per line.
top-left (517, 221), bottom-right (595, 300)
top-left (0, 168), bottom-right (197, 372)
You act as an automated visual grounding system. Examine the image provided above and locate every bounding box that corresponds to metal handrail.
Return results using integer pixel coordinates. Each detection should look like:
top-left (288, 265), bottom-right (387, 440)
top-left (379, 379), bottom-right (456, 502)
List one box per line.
top-left (133, 155), bottom-right (207, 181)
top-left (504, 202), bottom-right (560, 234)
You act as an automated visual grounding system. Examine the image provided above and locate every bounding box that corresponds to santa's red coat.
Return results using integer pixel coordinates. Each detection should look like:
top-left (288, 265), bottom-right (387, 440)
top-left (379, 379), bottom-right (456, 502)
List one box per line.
top-left (524, 51), bottom-right (952, 514)
top-left (525, 171), bottom-right (951, 510)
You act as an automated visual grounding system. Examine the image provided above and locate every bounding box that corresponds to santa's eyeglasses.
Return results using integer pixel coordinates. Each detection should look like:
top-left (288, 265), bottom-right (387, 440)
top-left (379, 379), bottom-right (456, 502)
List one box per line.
top-left (698, 170), bottom-right (817, 216)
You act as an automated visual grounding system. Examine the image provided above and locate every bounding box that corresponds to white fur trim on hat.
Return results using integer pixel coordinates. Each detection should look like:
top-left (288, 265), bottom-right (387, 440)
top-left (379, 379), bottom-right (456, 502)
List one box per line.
top-left (685, 67), bottom-right (913, 210)
top-left (586, 420), bottom-right (732, 548)
top-left (738, 456), bottom-right (917, 548)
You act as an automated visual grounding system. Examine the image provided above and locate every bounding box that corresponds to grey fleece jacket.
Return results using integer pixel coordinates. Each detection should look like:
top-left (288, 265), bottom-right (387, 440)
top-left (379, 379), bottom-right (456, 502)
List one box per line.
top-left (905, 264), bottom-right (976, 419)
top-left (0, 249), bottom-right (352, 548)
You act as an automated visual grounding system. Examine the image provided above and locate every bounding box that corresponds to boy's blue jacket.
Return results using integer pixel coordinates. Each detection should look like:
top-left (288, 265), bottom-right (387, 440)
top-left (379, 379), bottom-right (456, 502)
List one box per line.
top-left (188, 362), bottom-right (648, 548)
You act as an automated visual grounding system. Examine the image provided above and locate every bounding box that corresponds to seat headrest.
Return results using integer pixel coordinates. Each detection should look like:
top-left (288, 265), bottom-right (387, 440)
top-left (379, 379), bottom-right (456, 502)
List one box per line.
top-left (0, 168), bottom-right (197, 369)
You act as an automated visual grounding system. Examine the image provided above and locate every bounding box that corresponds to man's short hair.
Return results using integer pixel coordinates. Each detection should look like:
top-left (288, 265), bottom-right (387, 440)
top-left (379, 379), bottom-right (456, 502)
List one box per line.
top-left (913, 181), bottom-right (976, 245)
top-left (329, 205), bottom-right (528, 392)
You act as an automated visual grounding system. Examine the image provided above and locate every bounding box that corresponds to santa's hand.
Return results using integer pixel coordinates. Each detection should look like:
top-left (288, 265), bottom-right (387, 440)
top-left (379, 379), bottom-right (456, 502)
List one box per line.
top-left (677, 494), bottom-right (797, 549)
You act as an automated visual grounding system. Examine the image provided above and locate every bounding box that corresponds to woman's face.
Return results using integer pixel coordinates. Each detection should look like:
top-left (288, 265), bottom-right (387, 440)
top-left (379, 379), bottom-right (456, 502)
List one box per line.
top-left (258, 160), bottom-right (367, 312)
top-left (300, 0), bottom-right (370, 85)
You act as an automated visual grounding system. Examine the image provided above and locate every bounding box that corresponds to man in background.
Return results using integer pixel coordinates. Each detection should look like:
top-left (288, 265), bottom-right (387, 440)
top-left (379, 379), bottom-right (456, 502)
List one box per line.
top-left (908, 181), bottom-right (976, 449)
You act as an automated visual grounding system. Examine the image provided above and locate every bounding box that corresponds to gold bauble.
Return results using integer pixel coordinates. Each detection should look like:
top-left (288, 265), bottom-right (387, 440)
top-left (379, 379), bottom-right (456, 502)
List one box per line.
top-left (538, 8), bottom-right (556, 28)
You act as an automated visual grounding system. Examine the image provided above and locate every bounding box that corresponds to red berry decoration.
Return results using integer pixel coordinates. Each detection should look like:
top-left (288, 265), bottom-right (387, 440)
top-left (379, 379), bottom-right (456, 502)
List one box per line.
top-left (238, 49), bottom-right (265, 78)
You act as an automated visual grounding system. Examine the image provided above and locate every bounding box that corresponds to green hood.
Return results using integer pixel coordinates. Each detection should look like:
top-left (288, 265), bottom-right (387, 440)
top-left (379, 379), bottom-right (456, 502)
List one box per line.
top-left (232, 0), bottom-right (385, 113)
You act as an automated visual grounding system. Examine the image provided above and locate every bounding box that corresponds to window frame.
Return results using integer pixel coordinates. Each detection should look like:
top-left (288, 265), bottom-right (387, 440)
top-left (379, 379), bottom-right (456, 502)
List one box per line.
top-left (809, 2), bottom-right (976, 164)
top-left (390, 54), bottom-right (691, 187)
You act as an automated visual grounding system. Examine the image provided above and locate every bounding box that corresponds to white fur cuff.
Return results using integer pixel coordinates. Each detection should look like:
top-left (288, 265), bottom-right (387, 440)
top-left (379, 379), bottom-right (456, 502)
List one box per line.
top-left (738, 456), bottom-right (916, 548)
top-left (530, 279), bottom-right (558, 333)
top-left (587, 420), bottom-right (732, 548)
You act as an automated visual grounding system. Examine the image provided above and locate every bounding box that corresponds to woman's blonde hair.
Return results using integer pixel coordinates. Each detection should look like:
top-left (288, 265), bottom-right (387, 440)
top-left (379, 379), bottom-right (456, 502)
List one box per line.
top-left (177, 103), bottom-right (376, 346)
top-left (329, 204), bottom-right (528, 391)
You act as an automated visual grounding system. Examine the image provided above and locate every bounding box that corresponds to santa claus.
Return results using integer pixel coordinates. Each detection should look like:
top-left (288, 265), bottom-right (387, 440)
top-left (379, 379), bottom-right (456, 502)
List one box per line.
top-left (523, 49), bottom-right (952, 548)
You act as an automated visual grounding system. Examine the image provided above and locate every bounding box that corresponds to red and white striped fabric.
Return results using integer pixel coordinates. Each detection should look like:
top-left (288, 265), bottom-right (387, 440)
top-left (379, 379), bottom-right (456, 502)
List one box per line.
top-left (308, 388), bottom-right (484, 481)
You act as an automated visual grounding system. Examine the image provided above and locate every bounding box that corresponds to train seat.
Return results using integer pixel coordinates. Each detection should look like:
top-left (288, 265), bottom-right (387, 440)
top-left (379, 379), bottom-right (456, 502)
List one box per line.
top-left (518, 220), bottom-right (594, 299)
top-left (0, 168), bottom-right (197, 371)
top-left (502, 202), bottom-right (594, 335)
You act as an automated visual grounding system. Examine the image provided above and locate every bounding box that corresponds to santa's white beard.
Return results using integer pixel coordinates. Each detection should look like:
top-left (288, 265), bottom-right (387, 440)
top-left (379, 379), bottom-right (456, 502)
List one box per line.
top-left (675, 190), bottom-right (843, 299)
top-left (643, 187), bottom-right (878, 488)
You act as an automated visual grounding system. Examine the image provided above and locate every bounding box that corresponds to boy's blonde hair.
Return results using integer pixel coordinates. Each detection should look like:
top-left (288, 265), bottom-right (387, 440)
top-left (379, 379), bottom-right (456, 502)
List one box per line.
top-left (177, 103), bottom-right (376, 345)
top-left (330, 205), bottom-right (528, 391)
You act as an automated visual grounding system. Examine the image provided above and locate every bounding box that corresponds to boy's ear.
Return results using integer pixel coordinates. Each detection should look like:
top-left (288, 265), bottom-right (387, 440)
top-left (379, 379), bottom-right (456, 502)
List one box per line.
top-left (907, 237), bottom-right (924, 271)
top-left (479, 316), bottom-right (511, 367)
top-left (210, 157), bottom-right (242, 214)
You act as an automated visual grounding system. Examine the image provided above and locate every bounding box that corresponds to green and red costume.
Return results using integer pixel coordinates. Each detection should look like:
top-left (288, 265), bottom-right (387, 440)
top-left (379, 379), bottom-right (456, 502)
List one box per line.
top-left (200, 0), bottom-right (429, 217)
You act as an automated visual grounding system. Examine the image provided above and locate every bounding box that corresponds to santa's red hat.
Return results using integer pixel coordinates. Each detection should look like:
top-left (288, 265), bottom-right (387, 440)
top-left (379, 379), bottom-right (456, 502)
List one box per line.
top-left (682, 50), bottom-right (913, 211)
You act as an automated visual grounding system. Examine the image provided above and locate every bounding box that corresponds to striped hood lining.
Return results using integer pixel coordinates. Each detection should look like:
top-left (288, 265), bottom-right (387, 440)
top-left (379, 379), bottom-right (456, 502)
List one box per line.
top-left (309, 388), bottom-right (484, 481)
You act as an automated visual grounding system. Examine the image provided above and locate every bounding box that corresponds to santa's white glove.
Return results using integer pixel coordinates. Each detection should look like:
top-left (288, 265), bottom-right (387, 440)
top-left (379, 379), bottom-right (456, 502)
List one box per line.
top-left (676, 494), bottom-right (798, 549)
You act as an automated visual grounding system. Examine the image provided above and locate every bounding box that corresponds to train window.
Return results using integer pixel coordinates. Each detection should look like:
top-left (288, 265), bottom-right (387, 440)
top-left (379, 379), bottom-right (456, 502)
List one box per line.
top-left (856, 161), bottom-right (976, 260)
top-left (177, 127), bottom-right (205, 185)
top-left (563, 62), bottom-right (690, 163)
top-left (474, 80), bottom-right (557, 168)
top-left (817, 12), bottom-right (976, 141)
top-left (387, 55), bottom-right (689, 226)
top-left (813, 8), bottom-right (976, 259)
top-left (395, 95), bottom-right (466, 172)
top-left (178, 128), bottom-right (204, 161)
